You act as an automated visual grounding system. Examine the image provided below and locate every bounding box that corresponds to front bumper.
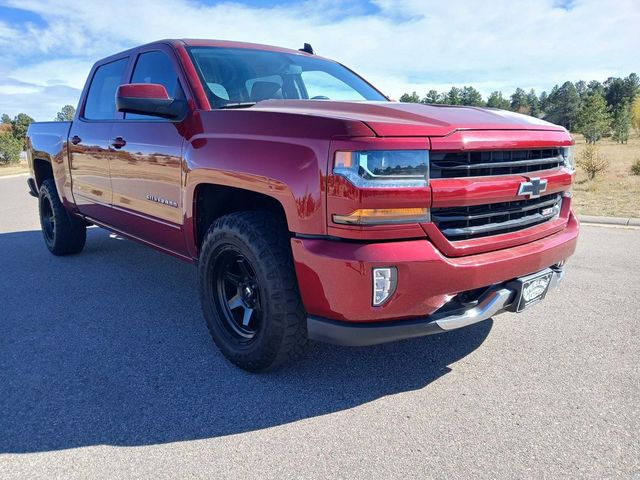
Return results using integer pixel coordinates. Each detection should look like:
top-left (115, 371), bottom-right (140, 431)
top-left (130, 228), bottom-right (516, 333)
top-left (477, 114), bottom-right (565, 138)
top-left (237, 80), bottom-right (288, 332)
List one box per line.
top-left (292, 210), bottom-right (579, 327)
top-left (307, 265), bottom-right (564, 346)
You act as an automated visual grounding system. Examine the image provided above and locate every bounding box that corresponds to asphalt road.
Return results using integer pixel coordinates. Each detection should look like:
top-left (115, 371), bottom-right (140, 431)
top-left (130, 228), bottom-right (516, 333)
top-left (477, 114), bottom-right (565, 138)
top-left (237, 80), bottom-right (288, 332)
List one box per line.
top-left (0, 174), bottom-right (638, 479)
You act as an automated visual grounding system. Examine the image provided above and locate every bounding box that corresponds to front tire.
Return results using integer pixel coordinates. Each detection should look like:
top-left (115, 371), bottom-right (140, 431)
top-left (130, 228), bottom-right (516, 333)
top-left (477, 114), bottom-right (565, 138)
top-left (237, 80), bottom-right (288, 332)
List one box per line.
top-left (38, 179), bottom-right (86, 255)
top-left (198, 211), bottom-right (308, 372)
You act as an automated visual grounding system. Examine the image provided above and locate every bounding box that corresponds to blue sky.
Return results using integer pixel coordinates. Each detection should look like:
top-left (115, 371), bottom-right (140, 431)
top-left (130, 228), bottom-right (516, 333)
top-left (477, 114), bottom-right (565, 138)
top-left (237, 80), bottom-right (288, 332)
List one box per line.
top-left (0, 0), bottom-right (638, 120)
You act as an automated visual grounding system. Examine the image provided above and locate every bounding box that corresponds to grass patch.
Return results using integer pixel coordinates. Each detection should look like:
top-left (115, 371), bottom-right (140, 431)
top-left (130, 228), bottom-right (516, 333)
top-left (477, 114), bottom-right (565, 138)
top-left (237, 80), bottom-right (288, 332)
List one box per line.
top-left (0, 160), bottom-right (28, 177)
top-left (572, 132), bottom-right (640, 218)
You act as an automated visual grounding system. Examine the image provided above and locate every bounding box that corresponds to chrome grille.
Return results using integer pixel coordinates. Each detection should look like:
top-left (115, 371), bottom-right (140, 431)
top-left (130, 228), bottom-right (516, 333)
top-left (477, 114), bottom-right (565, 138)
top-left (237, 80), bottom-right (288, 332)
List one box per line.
top-left (430, 148), bottom-right (564, 178)
top-left (432, 194), bottom-right (562, 241)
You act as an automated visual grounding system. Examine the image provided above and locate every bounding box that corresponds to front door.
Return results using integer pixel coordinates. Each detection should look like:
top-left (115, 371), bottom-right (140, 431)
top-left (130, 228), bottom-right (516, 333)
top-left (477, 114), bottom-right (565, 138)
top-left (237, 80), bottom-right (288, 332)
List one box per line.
top-left (107, 49), bottom-right (187, 254)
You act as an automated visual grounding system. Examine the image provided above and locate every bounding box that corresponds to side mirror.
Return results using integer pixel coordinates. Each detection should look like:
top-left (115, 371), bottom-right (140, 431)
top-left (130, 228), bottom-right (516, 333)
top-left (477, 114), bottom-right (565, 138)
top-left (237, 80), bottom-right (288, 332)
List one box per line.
top-left (116, 83), bottom-right (185, 119)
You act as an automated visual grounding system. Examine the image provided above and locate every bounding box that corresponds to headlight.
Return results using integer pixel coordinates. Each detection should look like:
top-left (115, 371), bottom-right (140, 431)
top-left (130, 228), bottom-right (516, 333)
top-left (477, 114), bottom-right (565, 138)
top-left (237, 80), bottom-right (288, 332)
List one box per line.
top-left (334, 150), bottom-right (429, 188)
top-left (562, 146), bottom-right (574, 169)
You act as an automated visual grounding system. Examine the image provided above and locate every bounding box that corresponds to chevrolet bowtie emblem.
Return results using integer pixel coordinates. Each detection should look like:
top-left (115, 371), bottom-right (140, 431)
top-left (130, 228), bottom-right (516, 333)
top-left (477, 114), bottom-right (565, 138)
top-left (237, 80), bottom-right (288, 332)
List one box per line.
top-left (518, 178), bottom-right (548, 199)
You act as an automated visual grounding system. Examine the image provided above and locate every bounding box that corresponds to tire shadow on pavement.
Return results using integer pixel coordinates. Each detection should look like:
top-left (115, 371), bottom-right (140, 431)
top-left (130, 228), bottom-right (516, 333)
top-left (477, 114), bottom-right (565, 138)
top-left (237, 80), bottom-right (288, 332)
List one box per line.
top-left (0, 228), bottom-right (492, 453)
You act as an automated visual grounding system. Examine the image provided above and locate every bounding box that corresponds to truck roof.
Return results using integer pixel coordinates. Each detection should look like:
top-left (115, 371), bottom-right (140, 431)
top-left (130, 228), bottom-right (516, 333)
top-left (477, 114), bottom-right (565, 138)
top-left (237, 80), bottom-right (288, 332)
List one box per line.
top-left (109, 39), bottom-right (311, 58)
top-left (95, 38), bottom-right (321, 69)
top-left (178, 39), bottom-right (307, 55)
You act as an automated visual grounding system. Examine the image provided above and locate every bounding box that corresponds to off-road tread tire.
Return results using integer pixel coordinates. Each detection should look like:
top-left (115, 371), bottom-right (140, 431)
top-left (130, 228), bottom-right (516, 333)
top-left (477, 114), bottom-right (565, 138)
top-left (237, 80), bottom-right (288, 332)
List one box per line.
top-left (39, 179), bottom-right (86, 255)
top-left (198, 211), bottom-right (308, 372)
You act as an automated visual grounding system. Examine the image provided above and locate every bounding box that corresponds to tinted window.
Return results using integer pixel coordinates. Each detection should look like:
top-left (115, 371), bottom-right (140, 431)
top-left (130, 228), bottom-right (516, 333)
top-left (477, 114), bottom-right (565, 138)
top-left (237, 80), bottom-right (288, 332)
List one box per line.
top-left (189, 47), bottom-right (386, 108)
top-left (127, 50), bottom-right (185, 120)
top-left (84, 58), bottom-right (128, 120)
top-left (302, 70), bottom-right (366, 100)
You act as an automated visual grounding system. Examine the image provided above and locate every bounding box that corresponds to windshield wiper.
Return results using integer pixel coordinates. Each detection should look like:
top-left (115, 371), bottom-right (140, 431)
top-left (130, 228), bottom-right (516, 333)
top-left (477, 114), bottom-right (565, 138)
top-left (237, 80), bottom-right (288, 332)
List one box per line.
top-left (218, 102), bottom-right (257, 110)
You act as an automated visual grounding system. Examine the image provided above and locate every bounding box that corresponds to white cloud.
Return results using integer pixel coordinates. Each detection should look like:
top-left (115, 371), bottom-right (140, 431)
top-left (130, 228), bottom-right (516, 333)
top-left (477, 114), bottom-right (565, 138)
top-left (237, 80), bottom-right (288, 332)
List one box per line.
top-left (0, 0), bottom-right (638, 120)
top-left (10, 59), bottom-right (93, 88)
top-left (0, 83), bottom-right (81, 121)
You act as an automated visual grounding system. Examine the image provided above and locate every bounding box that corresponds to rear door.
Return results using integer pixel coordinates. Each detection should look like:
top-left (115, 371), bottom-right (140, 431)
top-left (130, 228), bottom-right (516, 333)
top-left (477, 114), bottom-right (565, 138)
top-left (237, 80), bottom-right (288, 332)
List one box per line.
top-left (69, 57), bottom-right (128, 220)
top-left (107, 47), bottom-right (188, 254)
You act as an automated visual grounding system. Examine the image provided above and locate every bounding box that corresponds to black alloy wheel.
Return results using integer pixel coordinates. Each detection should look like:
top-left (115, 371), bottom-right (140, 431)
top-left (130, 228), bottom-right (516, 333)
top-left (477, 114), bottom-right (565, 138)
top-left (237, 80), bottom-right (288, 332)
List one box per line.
top-left (213, 248), bottom-right (263, 342)
top-left (38, 179), bottom-right (86, 255)
top-left (198, 211), bottom-right (308, 372)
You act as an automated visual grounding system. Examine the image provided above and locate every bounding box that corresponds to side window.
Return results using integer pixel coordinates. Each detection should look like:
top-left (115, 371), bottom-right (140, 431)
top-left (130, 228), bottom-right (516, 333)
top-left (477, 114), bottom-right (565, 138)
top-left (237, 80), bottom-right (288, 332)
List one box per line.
top-left (84, 58), bottom-right (128, 120)
top-left (127, 50), bottom-right (185, 120)
top-left (302, 70), bottom-right (366, 100)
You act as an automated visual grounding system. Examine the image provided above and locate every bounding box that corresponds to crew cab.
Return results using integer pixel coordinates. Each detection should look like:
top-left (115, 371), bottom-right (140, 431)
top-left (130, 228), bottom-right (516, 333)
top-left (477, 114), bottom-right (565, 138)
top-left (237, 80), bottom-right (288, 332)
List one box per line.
top-left (26, 39), bottom-right (579, 371)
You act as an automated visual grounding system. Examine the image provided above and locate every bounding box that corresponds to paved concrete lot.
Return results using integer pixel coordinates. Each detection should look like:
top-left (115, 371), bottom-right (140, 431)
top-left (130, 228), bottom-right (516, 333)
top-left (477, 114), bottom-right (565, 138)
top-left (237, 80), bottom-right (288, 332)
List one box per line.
top-left (0, 174), bottom-right (638, 479)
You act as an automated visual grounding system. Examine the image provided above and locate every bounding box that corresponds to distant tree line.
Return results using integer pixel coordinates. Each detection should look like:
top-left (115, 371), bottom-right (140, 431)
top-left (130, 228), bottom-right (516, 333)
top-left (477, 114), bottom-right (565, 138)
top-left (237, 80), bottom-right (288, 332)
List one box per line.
top-left (0, 113), bottom-right (33, 165)
top-left (0, 105), bottom-right (75, 165)
top-left (400, 74), bottom-right (640, 144)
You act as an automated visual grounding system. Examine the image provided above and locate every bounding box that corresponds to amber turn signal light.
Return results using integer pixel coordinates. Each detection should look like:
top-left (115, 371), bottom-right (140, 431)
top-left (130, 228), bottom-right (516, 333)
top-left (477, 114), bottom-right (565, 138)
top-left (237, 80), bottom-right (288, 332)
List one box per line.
top-left (333, 207), bottom-right (430, 226)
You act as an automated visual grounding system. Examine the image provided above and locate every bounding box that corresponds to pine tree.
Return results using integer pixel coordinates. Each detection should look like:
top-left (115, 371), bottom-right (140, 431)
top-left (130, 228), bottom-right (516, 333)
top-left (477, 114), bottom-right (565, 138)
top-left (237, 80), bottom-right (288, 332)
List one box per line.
top-left (587, 80), bottom-right (605, 97)
top-left (623, 73), bottom-right (639, 102)
top-left (539, 91), bottom-right (549, 114)
top-left (575, 80), bottom-right (588, 99)
top-left (422, 90), bottom-right (441, 104)
top-left (577, 144), bottom-right (608, 180)
top-left (545, 82), bottom-right (581, 130)
top-left (486, 91), bottom-right (510, 110)
top-left (576, 92), bottom-right (611, 144)
top-left (399, 92), bottom-right (420, 103)
top-left (54, 105), bottom-right (76, 122)
top-left (447, 87), bottom-right (462, 105)
top-left (460, 86), bottom-right (484, 106)
top-left (612, 102), bottom-right (631, 144)
top-left (631, 97), bottom-right (640, 134)
top-left (10, 113), bottom-right (35, 146)
top-left (510, 88), bottom-right (529, 113)
top-left (526, 89), bottom-right (540, 117)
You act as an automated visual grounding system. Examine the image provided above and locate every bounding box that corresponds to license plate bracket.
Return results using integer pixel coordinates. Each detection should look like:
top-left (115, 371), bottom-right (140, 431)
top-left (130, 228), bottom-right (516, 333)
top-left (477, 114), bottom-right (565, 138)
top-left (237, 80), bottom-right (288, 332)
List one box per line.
top-left (506, 269), bottom-right (553, 313)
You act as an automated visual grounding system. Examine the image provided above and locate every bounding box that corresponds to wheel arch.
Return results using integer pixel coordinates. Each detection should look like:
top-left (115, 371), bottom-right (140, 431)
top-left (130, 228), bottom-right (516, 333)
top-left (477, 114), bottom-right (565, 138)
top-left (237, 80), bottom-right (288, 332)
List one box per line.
top-left (33, 158), bottom-right (54, 189)
top-left (182, 134), bottom-right (329, 259)
top-left (190, 182), bottom-right (291, 256)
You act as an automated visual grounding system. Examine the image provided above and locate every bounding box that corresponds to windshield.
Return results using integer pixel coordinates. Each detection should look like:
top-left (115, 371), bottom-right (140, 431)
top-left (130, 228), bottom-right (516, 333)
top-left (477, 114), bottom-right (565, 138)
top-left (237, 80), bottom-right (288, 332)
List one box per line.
top-left (188, 47), bottom-right (388, 108)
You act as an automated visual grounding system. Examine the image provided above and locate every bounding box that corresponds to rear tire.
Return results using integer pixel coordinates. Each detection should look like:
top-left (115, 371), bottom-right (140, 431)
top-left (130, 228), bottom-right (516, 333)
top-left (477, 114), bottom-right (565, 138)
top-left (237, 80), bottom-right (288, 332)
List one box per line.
top-left (38, 179), bottom-right (86, 255)
top-left (198, 211), bottom-right (308, 372)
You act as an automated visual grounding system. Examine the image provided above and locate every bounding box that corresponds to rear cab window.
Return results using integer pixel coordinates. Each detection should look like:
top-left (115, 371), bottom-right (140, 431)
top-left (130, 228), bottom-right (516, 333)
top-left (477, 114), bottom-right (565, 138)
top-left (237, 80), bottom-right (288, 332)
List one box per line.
top-left (83, 58), bottom-right (128, 120)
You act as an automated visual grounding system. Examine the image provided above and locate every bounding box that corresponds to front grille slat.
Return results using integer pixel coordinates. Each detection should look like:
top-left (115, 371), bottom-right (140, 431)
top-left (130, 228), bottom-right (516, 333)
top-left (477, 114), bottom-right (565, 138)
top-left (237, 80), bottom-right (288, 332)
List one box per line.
top-left (432, 194), bottom-right (562, 241)
top-left (430, 148), bottom-right (564, 178)
top-left (431, 196), bottom-right (561, 222)
top-left (441, 157), bottom-right (563, 171)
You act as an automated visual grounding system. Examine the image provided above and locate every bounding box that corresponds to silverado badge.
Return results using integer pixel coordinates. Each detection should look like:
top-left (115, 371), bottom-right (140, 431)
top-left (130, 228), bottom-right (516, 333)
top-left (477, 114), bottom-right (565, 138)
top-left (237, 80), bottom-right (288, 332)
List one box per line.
top-left (146, 194), bottom-right (178, 208)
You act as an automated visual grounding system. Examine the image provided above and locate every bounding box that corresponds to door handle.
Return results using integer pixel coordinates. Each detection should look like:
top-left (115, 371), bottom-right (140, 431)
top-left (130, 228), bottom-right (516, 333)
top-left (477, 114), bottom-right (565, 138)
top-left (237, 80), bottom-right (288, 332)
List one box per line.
top-left (70, 135), bottom-right (82, 145)
top-left (111, 137), bottom-right (126, 149)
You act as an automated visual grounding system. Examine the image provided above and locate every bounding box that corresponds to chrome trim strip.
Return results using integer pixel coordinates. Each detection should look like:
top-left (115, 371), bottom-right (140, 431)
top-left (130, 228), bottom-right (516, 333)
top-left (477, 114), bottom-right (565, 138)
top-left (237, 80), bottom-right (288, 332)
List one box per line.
top-left (438, 208), bottom-right (560, 238)
top-left (433, 288), bottom-right (513, 331)
top-left (434, 267), bottom-right (564, 331)
top-left (436, 157), bottom-right (563, 171)
top-left (431, 195), bottom-right (561, 222)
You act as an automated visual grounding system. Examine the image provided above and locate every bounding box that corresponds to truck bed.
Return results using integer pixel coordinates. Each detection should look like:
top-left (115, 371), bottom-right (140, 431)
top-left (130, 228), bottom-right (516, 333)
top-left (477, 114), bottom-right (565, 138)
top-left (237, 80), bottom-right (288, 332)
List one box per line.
top-left (28, 121), bottom-right (72, 162)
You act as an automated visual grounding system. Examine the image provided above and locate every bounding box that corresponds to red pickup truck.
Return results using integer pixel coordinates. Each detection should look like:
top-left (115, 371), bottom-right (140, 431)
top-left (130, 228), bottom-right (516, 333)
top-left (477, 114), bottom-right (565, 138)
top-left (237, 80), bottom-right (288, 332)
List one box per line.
top-left (26, 39), bottom-right (578, 371)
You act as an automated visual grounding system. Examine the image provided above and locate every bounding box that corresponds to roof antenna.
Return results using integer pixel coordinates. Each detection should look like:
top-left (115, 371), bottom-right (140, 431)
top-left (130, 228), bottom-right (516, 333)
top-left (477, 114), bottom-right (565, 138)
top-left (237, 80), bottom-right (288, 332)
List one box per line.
top-left (299, 43), bottom-right (314, 54)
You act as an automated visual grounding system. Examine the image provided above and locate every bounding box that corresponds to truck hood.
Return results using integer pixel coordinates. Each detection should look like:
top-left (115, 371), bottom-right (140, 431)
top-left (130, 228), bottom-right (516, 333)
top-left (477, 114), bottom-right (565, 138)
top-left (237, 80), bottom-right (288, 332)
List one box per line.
top-left (249, 100), bottom-right (565, 137)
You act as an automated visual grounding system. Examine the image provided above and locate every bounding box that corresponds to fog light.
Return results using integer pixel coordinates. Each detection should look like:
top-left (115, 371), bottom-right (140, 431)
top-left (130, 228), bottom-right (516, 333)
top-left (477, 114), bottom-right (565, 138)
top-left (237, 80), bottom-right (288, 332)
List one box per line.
top-left (373, 267), bottom-right (397, 306)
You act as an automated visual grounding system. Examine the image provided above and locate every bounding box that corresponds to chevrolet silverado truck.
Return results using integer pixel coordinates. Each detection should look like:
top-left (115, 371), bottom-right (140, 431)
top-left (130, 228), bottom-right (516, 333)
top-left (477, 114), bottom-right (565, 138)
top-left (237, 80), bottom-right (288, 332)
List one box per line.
top-left (26, 39), bottom-right (579, 371)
